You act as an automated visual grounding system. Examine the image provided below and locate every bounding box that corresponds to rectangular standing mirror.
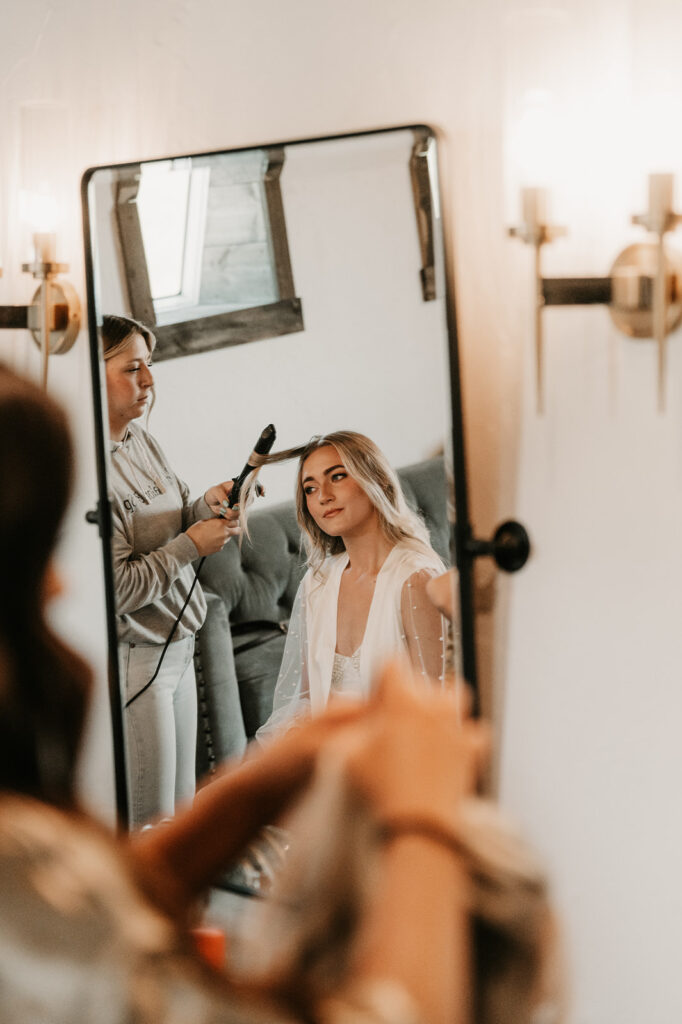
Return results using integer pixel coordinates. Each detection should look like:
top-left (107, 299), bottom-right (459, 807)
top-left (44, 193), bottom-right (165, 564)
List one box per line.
top-left (82, 124), bottom-right (475, 833)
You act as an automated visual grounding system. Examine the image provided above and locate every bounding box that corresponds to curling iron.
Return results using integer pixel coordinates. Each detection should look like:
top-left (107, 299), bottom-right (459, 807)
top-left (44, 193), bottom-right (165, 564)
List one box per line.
top-left (228, 423), bottom-right (277, 507)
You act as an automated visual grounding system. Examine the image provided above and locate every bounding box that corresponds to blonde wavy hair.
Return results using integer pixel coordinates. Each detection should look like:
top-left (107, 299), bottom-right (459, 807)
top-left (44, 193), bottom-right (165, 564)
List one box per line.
top-left (243, 431), bottom-right (440, 576)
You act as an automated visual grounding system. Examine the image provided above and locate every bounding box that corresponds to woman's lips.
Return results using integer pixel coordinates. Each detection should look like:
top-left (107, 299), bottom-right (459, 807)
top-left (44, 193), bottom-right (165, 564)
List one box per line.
top-left (323, 508), bottom-right (342, 519)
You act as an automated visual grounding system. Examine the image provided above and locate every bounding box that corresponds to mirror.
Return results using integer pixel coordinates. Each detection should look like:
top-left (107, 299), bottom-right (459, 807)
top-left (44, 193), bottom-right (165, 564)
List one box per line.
top-left (82, 125), bottom-right (475, 832)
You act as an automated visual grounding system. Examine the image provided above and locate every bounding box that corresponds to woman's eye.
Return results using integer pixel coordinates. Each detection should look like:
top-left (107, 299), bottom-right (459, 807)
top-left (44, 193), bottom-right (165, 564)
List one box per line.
top-left (331, 472), bottom-right (346, 482)
top-left (304, 486), bottom-right (316, 495)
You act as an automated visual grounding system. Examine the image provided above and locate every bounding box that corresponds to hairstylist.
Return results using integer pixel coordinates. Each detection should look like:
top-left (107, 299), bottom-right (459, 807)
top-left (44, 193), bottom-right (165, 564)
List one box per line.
top-left (102, 314), bottom-right (240, 828)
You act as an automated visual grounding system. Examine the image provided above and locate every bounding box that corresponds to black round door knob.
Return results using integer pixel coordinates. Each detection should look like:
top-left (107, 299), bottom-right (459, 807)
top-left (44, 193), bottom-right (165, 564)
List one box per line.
top-left (465, 519), bottom-right (531, 573)
top-left (491, 520), bottom-right (531, 573)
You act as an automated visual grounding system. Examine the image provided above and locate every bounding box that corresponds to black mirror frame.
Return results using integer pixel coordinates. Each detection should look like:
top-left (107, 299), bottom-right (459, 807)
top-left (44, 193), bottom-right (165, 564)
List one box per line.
top-left (81, 122), bottom-right (479, 832)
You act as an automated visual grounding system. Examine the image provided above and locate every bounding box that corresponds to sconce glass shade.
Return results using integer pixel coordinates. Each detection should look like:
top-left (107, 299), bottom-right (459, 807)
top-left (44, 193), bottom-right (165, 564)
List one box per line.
top-left (503, 5), bottom-right (575, 223)
top-left (15, 102), bottom-right (80, 386)
top-left (19, 102), bottom-right (68, 253)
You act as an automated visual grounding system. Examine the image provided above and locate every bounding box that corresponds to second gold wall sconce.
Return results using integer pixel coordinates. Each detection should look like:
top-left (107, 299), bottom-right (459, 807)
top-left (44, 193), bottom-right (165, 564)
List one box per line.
top-left (509, 175), bottom-right (682, 413)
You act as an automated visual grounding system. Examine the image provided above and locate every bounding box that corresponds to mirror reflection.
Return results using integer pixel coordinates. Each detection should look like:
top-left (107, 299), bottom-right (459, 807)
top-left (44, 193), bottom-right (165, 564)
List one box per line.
top-left (85, 126), bottom-right (458, 831)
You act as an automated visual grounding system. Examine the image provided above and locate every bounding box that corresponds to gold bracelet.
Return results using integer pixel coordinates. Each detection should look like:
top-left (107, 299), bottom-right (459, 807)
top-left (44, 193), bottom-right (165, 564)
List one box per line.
top-left (377, 816), bottom-right (464, 858)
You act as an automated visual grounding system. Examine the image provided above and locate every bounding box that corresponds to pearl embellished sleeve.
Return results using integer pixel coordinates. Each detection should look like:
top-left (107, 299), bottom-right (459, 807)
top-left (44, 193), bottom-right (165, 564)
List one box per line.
top-left (400, 569), bottom-right (448, 684)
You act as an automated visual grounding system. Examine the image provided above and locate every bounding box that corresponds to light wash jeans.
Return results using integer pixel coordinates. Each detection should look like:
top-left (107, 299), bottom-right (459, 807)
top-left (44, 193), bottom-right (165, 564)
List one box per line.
top-left (120, 635), bottom-right (197, 829)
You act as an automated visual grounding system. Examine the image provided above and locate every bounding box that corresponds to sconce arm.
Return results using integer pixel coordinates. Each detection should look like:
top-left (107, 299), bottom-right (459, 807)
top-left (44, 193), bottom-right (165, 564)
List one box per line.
top-left (0, 301), bottom-right (73, 332)
top-left (538, 245), bottom-right (682, 338)
top-left (541, 277), bottom-right (612, 306)
top-left (0, 305), bottom-right (30, 329)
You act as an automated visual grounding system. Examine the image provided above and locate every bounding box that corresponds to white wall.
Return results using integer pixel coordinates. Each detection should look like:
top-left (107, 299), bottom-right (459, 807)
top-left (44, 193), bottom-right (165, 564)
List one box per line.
top-left (1, 0), bottom-right (681, 1020)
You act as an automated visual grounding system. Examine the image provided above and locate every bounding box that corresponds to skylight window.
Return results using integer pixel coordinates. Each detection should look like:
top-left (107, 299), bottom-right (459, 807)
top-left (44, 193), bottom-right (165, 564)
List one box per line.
top-left (115, 148), bottom-right (303, 360)
top-left (136, 158), bottom-right (210, 317)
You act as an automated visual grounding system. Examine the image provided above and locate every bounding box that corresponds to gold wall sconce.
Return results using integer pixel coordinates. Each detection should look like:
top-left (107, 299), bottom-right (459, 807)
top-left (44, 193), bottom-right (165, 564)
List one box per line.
top-left (509, 174), bottom-right (682, 413)
top-left (0, 101), bottom-right (82, 388)
top-left (0, 232), bottom-right (81, 388)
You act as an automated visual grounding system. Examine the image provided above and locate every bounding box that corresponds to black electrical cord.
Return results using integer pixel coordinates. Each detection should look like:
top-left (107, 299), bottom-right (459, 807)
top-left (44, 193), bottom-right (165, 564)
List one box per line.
top-left (124, 556), bottom-right (206, 709)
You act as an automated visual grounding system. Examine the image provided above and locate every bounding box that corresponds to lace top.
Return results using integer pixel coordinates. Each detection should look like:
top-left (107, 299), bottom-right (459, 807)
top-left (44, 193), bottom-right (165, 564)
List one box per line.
top-left (330, 650), bottom-right (363, 699)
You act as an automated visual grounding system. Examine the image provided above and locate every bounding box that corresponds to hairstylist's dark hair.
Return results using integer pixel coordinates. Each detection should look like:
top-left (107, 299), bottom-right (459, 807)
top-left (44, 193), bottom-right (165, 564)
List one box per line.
top-left (0, 364), bottom-right (92, 807)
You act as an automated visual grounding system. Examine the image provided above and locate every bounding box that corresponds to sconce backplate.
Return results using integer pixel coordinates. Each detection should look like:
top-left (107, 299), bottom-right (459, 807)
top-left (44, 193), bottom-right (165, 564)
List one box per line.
top-left (609, 242), bottom-right (682, 339)
top-left (28, 280), bottom-right (81, 354)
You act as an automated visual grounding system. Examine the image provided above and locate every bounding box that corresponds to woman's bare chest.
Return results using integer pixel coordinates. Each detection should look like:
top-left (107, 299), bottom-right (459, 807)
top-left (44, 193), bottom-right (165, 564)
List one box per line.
top-left (335, 572), bottom-right (378, 656)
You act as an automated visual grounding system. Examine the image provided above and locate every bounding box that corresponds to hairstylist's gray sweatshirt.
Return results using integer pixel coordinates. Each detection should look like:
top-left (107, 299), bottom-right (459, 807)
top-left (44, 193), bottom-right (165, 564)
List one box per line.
top-left (109, 423), bottom-right (211, 645)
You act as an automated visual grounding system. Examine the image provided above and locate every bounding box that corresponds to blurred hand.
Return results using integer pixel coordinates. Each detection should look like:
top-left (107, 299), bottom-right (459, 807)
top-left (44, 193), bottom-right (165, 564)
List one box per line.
top-left (326, 658), bottom-right (488, 829)
top-left (198, 662), bottom-right (485, 837)
top-left (186, 516), bottom-right (239, 556)
top-left (194, 699), bottom-right (369, 823)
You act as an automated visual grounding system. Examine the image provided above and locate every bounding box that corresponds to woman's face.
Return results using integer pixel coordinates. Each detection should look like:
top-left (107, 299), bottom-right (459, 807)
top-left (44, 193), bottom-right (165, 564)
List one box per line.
top-left (301, 445), bottom-right (377, 539)
top-left (105, 333), bottom-right (153, 440)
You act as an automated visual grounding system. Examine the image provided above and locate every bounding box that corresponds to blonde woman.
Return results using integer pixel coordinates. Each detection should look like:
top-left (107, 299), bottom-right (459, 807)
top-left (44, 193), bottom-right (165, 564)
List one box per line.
top-left (102, 314), bottom-right (240, 826)
top-left (253, 432), bottom-right (448, 738)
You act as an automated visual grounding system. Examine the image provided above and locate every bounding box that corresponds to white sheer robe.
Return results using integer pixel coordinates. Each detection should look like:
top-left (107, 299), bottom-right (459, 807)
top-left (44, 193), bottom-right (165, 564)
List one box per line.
top-left (256, 543), bottom-right (447, 741)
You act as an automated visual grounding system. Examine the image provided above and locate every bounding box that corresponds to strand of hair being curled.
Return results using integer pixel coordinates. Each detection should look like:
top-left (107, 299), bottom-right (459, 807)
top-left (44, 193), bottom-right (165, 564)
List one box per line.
top-left (0, 365), bottom-right (92, 808)
top-left (239, 431), bottom-right (438, 577)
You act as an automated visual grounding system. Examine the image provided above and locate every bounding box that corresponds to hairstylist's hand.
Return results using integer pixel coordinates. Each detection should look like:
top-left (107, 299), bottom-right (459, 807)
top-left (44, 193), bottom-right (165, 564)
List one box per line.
top-left (204, 480), bottom-right (237, 514)
top-left (186, 516), bottom-right (238, 556)
top-left (332, 658), bottom-right (488, 831)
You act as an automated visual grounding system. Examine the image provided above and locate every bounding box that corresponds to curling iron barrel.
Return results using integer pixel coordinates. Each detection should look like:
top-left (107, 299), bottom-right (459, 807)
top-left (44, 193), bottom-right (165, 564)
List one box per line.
top-left (229, 424), bottom-right (277, 507)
